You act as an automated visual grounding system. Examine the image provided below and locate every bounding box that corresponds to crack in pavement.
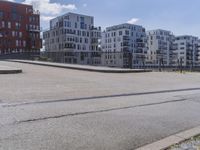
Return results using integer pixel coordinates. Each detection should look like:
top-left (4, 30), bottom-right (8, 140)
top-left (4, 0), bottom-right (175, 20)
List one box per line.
top-left (14, 98), bottom-right (188, 125)
top-left (3, 87), bottom-right (200, 108)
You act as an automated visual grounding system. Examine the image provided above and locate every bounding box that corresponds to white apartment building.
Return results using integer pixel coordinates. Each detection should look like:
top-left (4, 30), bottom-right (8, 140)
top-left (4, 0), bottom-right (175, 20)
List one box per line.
top-left (43, 12), bottom-right (101, 65)
top-left (146, 29), bottom-right (175, 66)
top-left (172, 35), bottom-right (200, 67)
top-left (198, 40), bottom-right (200, 66)
top-left (101, 23), bottom-right (147, 68)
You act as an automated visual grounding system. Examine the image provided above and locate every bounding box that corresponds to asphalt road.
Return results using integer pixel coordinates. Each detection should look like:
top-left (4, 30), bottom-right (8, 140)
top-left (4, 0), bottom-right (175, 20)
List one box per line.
top-left (0, 61), bottom-right (200, 150)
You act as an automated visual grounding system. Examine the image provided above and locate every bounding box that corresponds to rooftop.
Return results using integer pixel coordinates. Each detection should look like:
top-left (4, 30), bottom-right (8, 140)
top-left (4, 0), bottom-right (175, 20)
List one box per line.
top-left (106, 23), bottom-right (144, 31)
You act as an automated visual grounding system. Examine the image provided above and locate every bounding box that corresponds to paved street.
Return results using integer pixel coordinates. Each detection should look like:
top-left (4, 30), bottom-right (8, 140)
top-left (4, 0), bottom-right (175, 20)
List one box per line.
top-left (0, 61), bottom-right (200, 150)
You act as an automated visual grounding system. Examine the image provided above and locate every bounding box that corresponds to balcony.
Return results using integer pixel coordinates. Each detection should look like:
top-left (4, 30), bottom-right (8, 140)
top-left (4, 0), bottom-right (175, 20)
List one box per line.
top-left (136, 39), bottom-right (144, 43)
top-left (28, 29), bottom-right (40, 32)
top-left (123, 36), bottom-right (130, 41)
top-left (27, 27), bottom-right (41, 32)
top-left (122, 42), bottom-right (130, 47)
top-left (134, 50), bottom-right (143, 54)
top-left (33, 10), bottom-right (40, 15)
top-left (122, 48), bottom-right (130, 52)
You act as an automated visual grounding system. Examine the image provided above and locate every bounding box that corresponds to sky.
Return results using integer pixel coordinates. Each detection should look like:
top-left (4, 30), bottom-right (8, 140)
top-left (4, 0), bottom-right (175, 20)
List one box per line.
top-left (6, 0), bottom-right (200, 37)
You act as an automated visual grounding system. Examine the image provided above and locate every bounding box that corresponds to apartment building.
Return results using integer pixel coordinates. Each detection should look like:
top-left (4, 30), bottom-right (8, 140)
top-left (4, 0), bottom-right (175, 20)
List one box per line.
top-left (198, 40), bottom-right (200, 66)
top-left (172, 35), bottom-right (200, 67)
top-left (0, 1), bottom-right (41, 58)
top-left (146, 29), bottom-right (175, 66)
top-left (101, 23), bottom-right (147, 68)
top-left (43, 12), bottom-right (101, 65)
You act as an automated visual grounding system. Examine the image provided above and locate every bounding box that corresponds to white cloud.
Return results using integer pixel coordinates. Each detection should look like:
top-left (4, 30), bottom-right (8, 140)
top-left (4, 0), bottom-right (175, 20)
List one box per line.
top-left (23, 0), bottom-right (76, 15)
top-left (40, 16), bottom-right (55, 22)
top-left (22, 0), bottom-right (77, 23)
top-left (127, 18), bottom-right (140, 24)
top-left (4, 0), bottom-right (15, 1)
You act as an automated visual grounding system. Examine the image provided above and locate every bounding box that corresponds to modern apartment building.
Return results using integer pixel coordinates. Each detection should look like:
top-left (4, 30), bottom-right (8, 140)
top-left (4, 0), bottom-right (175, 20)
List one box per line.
top-left (146, 29), bottom-right (175, 66)
top-left (0, 1), bottom-right (41, 58)
top-left (43, 12), bottom-right (101, 65)
top-left (172, 35), bottom-right (200, 67)
top-left (101, 23), bottom-right (147, 68)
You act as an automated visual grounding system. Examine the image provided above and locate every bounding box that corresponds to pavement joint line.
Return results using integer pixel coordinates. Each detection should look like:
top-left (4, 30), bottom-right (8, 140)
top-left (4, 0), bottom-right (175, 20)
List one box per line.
top-left (135, 126), bottom-right (200, 150)
top-left (12, 98), bottom-right (187, 125)
top-left (2, 87), bottom-right (200, 108)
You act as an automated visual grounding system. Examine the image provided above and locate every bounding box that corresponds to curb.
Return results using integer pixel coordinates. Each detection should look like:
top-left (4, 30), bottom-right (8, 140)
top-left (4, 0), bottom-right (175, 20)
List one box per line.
top-left (136, 126), bottom-right (200, 150)
top-left (7, 60), bottom-right (152, 73)
top-left (0, 67), bottom-right (22, 74)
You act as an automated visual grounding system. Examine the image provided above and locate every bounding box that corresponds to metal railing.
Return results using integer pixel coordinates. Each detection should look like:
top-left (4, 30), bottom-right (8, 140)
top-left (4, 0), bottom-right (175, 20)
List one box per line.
top-left (1, 51), bottom-right (200, 72)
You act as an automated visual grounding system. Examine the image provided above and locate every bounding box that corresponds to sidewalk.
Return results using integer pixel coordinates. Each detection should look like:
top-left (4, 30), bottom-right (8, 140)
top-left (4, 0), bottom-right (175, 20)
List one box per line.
top-left (136, 126), bottom-right (200, 150)
top-left (8, 60), bottom-right (152, 73)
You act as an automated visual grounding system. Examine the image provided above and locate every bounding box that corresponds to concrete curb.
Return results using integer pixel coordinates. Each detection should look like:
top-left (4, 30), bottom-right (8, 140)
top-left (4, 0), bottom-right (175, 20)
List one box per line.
top-left (7, 60), bottom-right (152, 73)
top-left (0, 66), bottom-right (22, 74)
top-left (136, 126), bottom-right (200, 150)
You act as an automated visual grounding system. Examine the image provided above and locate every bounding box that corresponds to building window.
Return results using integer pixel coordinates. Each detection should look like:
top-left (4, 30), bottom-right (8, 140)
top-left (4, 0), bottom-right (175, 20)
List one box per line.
top-left (16, 40), bottom-right (18, 47)
top-left (23, 41), bottom-right (26, 47)
top-left (125, 30), bottom-right (129, 35)
top-left (12, 13), bottom-right (17, 20)
top-left (0, 11), bottom-right (3, 19)
top-left (8, 22), bottom-right (11, 28)
top-left (19, 32), bottom-right (22, 38)
top-left (1, 21), bottom-right (5, 28)
top-left (15, 22), bottom-right (21, 30)
top-left (0, 31), bottom-right (3, 37)
top-left (80, 16), bottom-right (84, 22)
top-left (80, 22), bottom-right (85, 29)
top-left (12, 31), bottom-right (15, 37)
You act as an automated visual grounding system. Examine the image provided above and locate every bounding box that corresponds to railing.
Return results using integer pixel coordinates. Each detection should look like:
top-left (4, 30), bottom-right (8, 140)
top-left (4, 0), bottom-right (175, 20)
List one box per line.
top-left (1, 51), bottom-right (200, 71)
top-left (27, 27), bottom-right (42, 32)
top-left (33, 10), bottom-right (40, 15)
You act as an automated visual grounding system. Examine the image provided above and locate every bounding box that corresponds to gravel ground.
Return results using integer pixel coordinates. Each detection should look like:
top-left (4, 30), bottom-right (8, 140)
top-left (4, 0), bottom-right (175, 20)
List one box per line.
top-left (167, 135), bottom-right (200, 150)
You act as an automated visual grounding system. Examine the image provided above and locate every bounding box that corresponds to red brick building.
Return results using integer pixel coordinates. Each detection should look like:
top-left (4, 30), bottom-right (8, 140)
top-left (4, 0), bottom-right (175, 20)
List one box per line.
top-left (0, 1), bottom-right (41, 58)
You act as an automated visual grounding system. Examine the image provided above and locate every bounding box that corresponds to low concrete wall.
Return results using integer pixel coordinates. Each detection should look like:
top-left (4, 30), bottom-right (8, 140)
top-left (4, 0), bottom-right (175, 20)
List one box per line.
top-left (8, 60), bottom-right (152, 73)
top-left (0, 66), bottom-right (22, 74)
top-left (0, 52), bottom-right (40, 60)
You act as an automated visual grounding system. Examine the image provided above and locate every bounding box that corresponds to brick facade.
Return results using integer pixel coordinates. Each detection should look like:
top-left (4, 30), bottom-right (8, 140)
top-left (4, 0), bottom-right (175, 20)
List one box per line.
top-left (0, 1), bottom-right (41, 57)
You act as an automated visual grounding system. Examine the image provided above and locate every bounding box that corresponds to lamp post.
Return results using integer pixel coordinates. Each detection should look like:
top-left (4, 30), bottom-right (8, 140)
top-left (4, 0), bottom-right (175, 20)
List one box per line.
top-left (180, 57), bottom-right (183, 73)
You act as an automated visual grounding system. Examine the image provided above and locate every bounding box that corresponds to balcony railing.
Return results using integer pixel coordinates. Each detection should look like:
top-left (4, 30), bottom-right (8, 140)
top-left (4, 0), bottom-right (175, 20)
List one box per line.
top-left (27, 27), bottom-right (41, 32)
top-left (33, 10), bottom-right (40, 15)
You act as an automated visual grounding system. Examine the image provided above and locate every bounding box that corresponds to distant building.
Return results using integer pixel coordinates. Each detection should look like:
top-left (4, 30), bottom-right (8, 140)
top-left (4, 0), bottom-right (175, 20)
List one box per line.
top-left (146, 29), bottom-right (175, 66)
top-left (172, 35), bottom-right (200, 67)
top-left (0, 1), bottom-right (42, 59)
top-left (43, 12), bottom-right (101, 65)
top-left (101, 23), bottom-right (147, 68)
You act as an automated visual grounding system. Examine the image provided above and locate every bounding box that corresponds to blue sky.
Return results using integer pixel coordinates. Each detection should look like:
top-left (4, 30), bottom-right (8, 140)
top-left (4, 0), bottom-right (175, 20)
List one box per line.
top-left (12, 0), bottom-right (200, 37)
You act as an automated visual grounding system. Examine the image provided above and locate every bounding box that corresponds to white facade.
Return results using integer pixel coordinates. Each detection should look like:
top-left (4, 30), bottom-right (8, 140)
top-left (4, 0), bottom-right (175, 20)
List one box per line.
top-left (146, 29), bottom-right (175, 66)
top-left (43, 12), bottom-right (101, 65)
top-left (172, 35), bottom-right (200, 67)
top-left (101, 23), bottom-right (147, 68)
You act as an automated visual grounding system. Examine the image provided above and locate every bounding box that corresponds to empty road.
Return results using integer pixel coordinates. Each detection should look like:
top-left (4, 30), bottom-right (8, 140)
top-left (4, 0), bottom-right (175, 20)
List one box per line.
top-left (0, 61), bottom-right (200, 150)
